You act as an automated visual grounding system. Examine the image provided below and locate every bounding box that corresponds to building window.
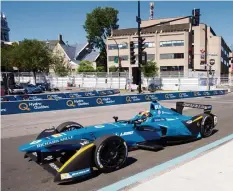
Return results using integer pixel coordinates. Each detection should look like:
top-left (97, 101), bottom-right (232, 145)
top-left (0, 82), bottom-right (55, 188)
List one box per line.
top-left (225, 50), bottom-right (228, 56)
top-left (135, 54), bottom-right (155, 61)
top-left (145, 42), bottom-right (155, 48)
top-left (120, 55), bottom-right (129, 61)
top-left (108, 55), bottom-right (128, 62)
top-left (160, 53), bottom-right (184, 59)
top-left (221, 57), bottom-right (224, 63)
top-left (160, 66), bottom-right (184, 71)
top-left (108, 43), bottom-right (128, 50)
top-left (160, 40), bottom-right (184, 47)
top-left (133, 42), bottom-right (155, 48)
top-left (147, 54), bottom-right (155, 60)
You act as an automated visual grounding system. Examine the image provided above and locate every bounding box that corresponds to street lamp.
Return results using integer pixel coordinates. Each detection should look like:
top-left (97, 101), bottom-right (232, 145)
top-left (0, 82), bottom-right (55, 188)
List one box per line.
top-left (108, 37), bottom-right (120, 71)
top-left (108, 37), bottom-right (128, 89)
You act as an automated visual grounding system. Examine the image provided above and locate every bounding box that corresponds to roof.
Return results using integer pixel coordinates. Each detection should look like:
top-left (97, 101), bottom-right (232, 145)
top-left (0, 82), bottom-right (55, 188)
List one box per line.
top-left (82, 50), bottom-right (100, 62)
top-left (42, 39), bottom-right (65, 50)
top-left (60, 43), bottom-right (100, 64)
top-left (112, 23), bottom-right (190, 36)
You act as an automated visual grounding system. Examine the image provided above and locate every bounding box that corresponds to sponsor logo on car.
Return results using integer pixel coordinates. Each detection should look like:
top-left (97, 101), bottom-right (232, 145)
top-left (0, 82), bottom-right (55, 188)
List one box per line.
top-left (30, 140), bottom-right (42, 145)
top-left (115, 131), bottom-right (134, 136)
top-left (36, 136), bottom-right (73, 148)
top-left (49, 163), bottom-right (59, 171)
top-left (52, 133), bottom-right (66, 138)
top-left (161, 111), bottom-right (172, 114)
top-left (94, 125), bottom-right (105, 128)
top-left (153, 118), bottom-right (165, 122)
top-left (80, 139), bottom-right (90, 146)
top-left (70, 168), bottom-right (91, 177)
top-left (182, 103), bottom-right (212, 110)
top-left (60, 173), bottom-right (72, 180)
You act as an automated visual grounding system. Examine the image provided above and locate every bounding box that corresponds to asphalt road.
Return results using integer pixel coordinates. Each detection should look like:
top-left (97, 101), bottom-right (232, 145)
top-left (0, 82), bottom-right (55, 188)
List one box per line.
top-left (1, 93), bottom-right (233, 191)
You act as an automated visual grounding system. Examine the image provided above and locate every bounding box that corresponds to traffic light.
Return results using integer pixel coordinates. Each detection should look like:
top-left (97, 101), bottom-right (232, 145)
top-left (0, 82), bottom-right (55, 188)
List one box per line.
top-left (139, 37), bottom-right (146, 53)
top-left (192, 8), bottom-right (200, 26)
top-left (130, 41), bottom-right (136, 64)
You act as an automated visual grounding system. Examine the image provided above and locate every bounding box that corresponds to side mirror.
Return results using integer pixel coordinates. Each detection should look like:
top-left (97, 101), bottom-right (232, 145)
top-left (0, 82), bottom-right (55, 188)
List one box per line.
top-left (113, 116), bottom-right (118, 122)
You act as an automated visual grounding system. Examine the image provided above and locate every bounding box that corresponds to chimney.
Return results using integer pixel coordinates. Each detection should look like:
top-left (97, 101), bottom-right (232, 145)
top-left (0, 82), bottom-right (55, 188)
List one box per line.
top-left (59, 34), bottom-right (62, 43)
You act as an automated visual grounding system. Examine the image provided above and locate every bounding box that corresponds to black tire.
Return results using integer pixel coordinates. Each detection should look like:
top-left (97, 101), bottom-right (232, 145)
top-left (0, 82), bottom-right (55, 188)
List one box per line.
top-left (94, 135), bottom-right (128, 173)
top-left (200, 114), bottom-right (214, 137)
top-left (56, 121), bottom-right (83, 133)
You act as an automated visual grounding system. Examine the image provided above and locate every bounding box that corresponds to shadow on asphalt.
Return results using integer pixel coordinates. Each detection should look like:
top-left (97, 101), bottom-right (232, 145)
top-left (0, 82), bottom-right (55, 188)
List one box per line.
top-left (59, 157), bottom-right (137, 186)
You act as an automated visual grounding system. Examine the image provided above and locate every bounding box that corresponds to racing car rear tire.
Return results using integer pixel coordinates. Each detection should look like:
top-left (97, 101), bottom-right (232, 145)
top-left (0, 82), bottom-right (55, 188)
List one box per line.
top-left (94, 135), bottom-right (128, 173)
top-left (56, 121), bottom-right (83, 133)
top-left (200, 114), bottom-right (214, 138)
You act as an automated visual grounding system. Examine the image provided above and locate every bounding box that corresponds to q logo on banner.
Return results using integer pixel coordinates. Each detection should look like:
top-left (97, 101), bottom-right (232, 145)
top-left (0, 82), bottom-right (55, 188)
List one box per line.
top-left (47, 95), bottom-right (53, 100)
top-left (126, 96), bottom-right (131, 102)
top-left (165, 94), bottom-right (170, 99)
top-left (66, 100), bottom-right (75, 107)
top-left (19, 103), bottom-right (30, 111)
top-left (47, 95), bottom-right (59, 101)
top-left (194, 92), bottom-right (199, 96)
top-left (96, 98), bottom-right (104, 105)
top-left (145, 95), bottom-right (151, 101)
top-left (179, 93), bottom-right (183, 98)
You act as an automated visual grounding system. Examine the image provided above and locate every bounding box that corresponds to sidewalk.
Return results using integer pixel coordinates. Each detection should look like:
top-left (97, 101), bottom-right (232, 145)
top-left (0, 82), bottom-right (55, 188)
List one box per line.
top-left (129, 140), bottom-right (233, 191)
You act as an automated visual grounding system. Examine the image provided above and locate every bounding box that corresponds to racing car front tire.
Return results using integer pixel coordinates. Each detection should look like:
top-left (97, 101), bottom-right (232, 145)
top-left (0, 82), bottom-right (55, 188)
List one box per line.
top-left (94, 135), bottom-right (128, 173)
top-left (200, 114), bottom-right (214, 138)
top-left (56, 121), bottom-right (83, 133)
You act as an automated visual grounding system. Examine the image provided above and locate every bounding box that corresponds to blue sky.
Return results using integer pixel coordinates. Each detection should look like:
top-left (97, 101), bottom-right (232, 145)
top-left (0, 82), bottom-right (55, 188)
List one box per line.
top-left (1, 1), bottom-right (233, 48)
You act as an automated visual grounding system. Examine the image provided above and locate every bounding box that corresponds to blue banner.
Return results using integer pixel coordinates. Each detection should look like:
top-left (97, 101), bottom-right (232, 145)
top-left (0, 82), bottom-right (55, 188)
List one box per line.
top-left (1, 90), bottom-right (227, 115)
top-left (1, 89), bottom-right (120, 101)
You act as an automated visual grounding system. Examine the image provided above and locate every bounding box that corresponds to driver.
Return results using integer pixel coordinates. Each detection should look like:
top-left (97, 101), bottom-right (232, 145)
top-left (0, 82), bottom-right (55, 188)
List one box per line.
top-left (133, 110), bottom-right (152, 123)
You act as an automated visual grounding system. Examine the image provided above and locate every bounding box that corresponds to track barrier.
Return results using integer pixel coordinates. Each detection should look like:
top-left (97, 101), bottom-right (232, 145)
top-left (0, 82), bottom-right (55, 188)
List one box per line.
top-left (1, 90), bottom-right (227, 115)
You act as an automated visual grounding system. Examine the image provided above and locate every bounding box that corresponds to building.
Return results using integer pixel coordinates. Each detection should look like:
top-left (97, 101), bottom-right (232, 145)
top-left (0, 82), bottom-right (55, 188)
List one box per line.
top-left (1, 12), bottom-right (11, 46)
top-left (49, 34), bottom-right (100, 74)
top-left (107, 16), bottom-right (231, 79)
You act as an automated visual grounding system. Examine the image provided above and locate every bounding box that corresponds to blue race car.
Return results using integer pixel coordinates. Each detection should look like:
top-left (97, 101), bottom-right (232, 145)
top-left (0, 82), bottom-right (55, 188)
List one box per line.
top-left (19, 101), bottom-right (218, 183)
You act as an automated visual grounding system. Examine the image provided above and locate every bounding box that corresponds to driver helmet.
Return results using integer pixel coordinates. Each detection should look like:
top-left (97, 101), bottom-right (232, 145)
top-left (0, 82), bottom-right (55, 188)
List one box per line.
top-left (138, 111), bottom-right (151, 118)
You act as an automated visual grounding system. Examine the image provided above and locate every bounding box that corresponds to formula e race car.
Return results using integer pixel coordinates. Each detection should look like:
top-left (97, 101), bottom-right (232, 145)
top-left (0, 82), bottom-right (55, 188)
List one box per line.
top-left (19, 101), bottom-right (218, 183)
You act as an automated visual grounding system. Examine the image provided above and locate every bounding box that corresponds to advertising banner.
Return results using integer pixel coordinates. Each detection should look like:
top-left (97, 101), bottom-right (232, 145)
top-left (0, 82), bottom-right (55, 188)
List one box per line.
top-left (1, 90), bottom-right (227, 115)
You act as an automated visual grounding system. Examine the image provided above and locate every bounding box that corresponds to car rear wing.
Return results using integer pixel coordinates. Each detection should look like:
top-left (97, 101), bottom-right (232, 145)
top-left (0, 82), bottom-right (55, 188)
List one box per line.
top-left (175, 102), bottom-right (212, 114)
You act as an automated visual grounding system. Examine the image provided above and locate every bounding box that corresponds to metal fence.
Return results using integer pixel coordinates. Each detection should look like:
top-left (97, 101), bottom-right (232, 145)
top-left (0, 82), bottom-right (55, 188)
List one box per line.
top-left (1, 72), bottom-right (233, 91)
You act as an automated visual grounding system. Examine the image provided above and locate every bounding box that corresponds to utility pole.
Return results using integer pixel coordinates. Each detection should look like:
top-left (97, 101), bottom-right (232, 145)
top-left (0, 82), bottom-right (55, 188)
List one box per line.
top-left (137, 0), bottom-right (142, 94)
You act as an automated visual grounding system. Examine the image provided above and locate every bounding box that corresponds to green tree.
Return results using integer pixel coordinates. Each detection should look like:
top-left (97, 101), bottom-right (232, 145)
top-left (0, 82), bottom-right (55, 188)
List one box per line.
top-left (109, 65), bottom-right (118, 72)
top-left (51, 55), bottom-right (71, 77)
top-left (142, 60), bottom-right (159, 78)
top-left (8, 39), bottom-right (53, 83)
top-left (83, 7), bottom-right (119, 66)
top-left (1, 45), bottom-right (13, 71)
top-left (96, 66), bottom-right (105, 72)
top-left (77, 60), bottom-right (95, 72)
